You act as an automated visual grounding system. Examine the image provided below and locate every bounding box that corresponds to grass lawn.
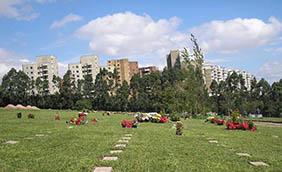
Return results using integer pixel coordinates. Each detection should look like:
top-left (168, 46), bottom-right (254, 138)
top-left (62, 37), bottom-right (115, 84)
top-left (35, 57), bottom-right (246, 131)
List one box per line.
top-left (0, 109), bottom-right (281, 172)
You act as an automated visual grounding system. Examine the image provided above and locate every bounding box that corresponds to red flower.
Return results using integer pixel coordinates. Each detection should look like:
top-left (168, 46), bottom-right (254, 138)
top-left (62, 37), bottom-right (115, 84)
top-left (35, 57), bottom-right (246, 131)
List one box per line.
top-left (121, 120), bottom-right (133, 128)
top-left (159, 116), bottom-right (168, 123)
top-left (250, 126), bottom-right (257, 131)
top-left (216, 119), bottom-right (224, 125)
top-left (241, 121), bottom-right (249, 130)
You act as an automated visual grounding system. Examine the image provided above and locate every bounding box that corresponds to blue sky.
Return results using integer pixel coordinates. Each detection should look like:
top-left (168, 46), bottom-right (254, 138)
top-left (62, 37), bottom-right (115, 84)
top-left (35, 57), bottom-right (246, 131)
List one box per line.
top-left (0, 0), bottom-right (282, 83)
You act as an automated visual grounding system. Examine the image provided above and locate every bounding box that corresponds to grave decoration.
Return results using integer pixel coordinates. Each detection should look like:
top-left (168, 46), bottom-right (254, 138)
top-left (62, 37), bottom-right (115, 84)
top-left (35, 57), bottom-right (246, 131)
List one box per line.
top-left (121, 119), bottom-right (138, 128)
top-left (135, 112), bottom-right (169, 123)
top-left (226, 110), bottom-right (257, 131)
top-left (55, 113), bottom-right (60, 120)
top-left (28, 113), bottom-right (35, 119)
top-left (176, 121), bottom-right (184, 135)
top-left (67, 111), bottom-right (88, 125)
top-left (17, 112), bottom-right (22, 119)
top-left (91, 117), bottom-right (98, 124)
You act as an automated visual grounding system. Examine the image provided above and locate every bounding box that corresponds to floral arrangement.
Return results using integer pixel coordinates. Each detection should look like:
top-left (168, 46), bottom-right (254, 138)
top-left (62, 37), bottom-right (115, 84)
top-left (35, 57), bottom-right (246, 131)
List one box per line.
top-left (121, 119), bottom-right (138, 128)
top-left (176, 121), bottom-right (184, 135)
top-left (226, 120), bottom-right (257, 131)
top-left (135, 112), bottom-right (169, 123)
top-left (28, 113), bottom-right (34, 119)
top-left (17, 112), bottom-right (22, 119)
top-left (91, 117), bottom-right (97, 124)
top-left (67, 112), bottom-right (88, 125)
top-left (55, 114), bottom-right (60, 120)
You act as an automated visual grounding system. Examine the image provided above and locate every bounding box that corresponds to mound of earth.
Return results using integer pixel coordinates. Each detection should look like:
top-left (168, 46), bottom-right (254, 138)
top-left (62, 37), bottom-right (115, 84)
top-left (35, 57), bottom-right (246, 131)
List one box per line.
top-left (4, 104), bottom-right (17, 110)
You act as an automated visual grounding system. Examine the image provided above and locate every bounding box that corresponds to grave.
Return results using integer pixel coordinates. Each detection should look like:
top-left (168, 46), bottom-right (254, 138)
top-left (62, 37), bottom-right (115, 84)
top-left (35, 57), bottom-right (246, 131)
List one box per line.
top-left (209, 140), bottom-right (218, 143)
top-left (5, 140), bottom-right (18, 144)
top-left (249, 161), bottom-right (269, 167)
top-left (122, 137), bottom-right (131, 140)
top-left (125, 134), bottom-right (132, 137)
top-left (93, 167), bottom-right (112, 172)
top-left (103, 156), bottom-right (118, 161)
top-left (110, 150), bottom-right (123, 154)
top-left (35, 134), bottom-right (45, 137)
top-left (236, 153), bottom-right (251, 157)
top-left (115, 144), bottom-right (126, 148)
top-left (118, 140), bottom-right (129, 143)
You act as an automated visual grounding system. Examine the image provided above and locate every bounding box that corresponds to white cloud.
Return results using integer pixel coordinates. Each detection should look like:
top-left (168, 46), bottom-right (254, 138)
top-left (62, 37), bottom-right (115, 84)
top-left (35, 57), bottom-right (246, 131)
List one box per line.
top-left (191, 17), bottom-right (282, 53)
top-left (0, 48), bottom-right (29, 81)
top-left (50, 13), bottom-right (82, 29)
top-left (76, 12), bottom-right (186, 66)
top-left (264, 47), bottom-right (282, 53)
top-left (257, 61), bottom-right (282, 83)
top-left (0, 0), bottom-right (39, 21)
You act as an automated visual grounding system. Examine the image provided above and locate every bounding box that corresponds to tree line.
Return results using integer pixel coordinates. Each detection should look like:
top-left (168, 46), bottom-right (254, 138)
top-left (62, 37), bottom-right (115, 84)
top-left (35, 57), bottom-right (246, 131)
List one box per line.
top-left (0, 35), bottom-right (281, 117)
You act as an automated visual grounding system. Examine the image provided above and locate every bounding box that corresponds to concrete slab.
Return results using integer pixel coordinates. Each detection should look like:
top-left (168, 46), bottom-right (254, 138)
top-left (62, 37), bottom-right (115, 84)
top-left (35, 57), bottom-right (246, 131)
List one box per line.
top-left (249, 161), bottom-right (269, 167)
top-left (110, 150), bottom-right (123, 154)
top-left (209, 140), bottom-right (218, 143)
top-left (122, 137), bottom-right (131, 140)
top-left (118, 140), bottom-right (129, 143)
top-left (115, 144), bottom-right (126, 148)
top-left (236, 153), bottom-right (251, 157)
top-left (5, 140), bottom-right (18, 144)
top-left (93, 167), bottom-right (112, 172)
top-left (103, 156), bottom-right (118, 161)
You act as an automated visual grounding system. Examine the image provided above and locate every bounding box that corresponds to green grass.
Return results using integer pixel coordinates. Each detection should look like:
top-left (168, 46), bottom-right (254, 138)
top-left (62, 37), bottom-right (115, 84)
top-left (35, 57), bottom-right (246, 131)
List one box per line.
top-left (0, 109), bottom-right (281, 172)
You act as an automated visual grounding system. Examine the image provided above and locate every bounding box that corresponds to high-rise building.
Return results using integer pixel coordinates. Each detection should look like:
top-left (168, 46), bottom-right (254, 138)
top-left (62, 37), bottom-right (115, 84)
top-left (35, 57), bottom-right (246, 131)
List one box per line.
top-left (139, 66), bottom-right (158, 77)
top-left (166, 49), bottom-right (182, 69)
top-left (203, 63), bottom-right (255, 91)
top-left (107, 58), bottom-right (139, 84)
top-left (68, 55), bottom-right (99, 84)
top-left (22, 55), bottom-right (59, 94)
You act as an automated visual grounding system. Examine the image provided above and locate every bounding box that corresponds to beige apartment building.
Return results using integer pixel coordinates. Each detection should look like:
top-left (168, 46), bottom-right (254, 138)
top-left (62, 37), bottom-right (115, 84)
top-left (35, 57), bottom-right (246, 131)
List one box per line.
top-left (203, 63), bottom-right (255, 91)
top-left (166, 49), bottom-right (182, 69)
top-left (139, 66), bottom-right (158, 77)
top-left (107, 58), bottom-right (139, 84)
top-left (68, 55), bottom-right (100, 84)
top-left (22, 55), bottom-right (59, 94)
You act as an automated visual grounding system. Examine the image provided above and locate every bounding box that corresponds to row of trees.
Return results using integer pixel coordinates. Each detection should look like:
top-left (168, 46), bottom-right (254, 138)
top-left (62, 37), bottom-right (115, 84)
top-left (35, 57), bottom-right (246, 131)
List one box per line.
top-left (0, 35), bottom-right (281, 117)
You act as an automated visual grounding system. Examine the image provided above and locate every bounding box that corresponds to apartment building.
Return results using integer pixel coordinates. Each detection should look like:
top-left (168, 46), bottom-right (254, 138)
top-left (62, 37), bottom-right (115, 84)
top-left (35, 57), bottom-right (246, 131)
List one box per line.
top-left (203, 63), bottom-right (254, 91)
top-left (107, 58), bottom-right (139, 84)
top-left (22, 55), bottom-right (59, 94)
top-left (166, 49), bottom-right (182, 69)
top-left (139, 66), bottom-right (158, 77)
top-left (68, 55), bottom-right (99, 84)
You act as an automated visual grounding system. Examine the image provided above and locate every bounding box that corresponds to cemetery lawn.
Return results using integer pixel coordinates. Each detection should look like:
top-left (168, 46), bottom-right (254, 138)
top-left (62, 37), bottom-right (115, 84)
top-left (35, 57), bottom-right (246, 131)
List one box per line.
top-left (0, 109), bottom-right (281, 172)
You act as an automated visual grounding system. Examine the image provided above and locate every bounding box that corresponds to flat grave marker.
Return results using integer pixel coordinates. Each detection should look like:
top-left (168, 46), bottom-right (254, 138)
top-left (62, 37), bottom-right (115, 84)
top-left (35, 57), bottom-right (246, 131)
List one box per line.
top-left (93, 167), bottom-right (112, 172)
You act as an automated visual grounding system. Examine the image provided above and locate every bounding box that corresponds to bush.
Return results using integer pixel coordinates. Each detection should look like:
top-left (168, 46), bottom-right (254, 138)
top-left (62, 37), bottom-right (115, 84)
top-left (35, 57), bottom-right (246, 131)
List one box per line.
top-left (74, 99), bottom-right (92, 110)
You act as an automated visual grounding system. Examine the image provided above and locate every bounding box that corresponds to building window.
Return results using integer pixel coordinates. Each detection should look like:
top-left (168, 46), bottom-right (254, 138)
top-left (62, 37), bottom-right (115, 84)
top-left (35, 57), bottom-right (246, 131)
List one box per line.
top-left (76, 66), bottom-right (79, 68)
top-left (76, 71), bottom-right (79, 73)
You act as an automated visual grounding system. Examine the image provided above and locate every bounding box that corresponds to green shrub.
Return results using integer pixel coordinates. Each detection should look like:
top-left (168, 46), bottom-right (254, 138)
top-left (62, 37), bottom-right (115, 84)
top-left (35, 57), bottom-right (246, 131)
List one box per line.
top-left (74, 99), bottom-right (92, 110)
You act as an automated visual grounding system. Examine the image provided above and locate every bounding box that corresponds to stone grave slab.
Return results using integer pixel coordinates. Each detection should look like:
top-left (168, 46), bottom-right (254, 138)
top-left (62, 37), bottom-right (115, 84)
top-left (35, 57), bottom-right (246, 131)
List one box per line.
top-left (103, 156), bottom-right (118, 161)
top-left (5, 140), bottom-right (18, 144)
top-left (122, 137), bottom-right (131, 140)
top-left (115, 144), bottom-right (126, 148)
top-left (209, 140), bottom-right (218, 143)
top-left (93, 167), bottom-right (112, 172)
top-left (236, 153), bottom-right (251, 157)
top-left (118, 140), bottom-right (129, 143)
top-left (249, 161), bottom-right (269, 167)
top-left (35, 134), bottom-right (45, 137)
top-left (125, 134), bottom-right (132, 137)
top-left (110, 150), bottom-right (123, 154)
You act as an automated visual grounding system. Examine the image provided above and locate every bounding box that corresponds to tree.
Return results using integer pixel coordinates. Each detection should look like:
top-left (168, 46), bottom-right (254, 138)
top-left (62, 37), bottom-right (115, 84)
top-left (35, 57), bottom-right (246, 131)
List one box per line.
top-left (59, 70), bottom-right (76, 109)
top-left (1, 68), bottom-right (31, 105)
